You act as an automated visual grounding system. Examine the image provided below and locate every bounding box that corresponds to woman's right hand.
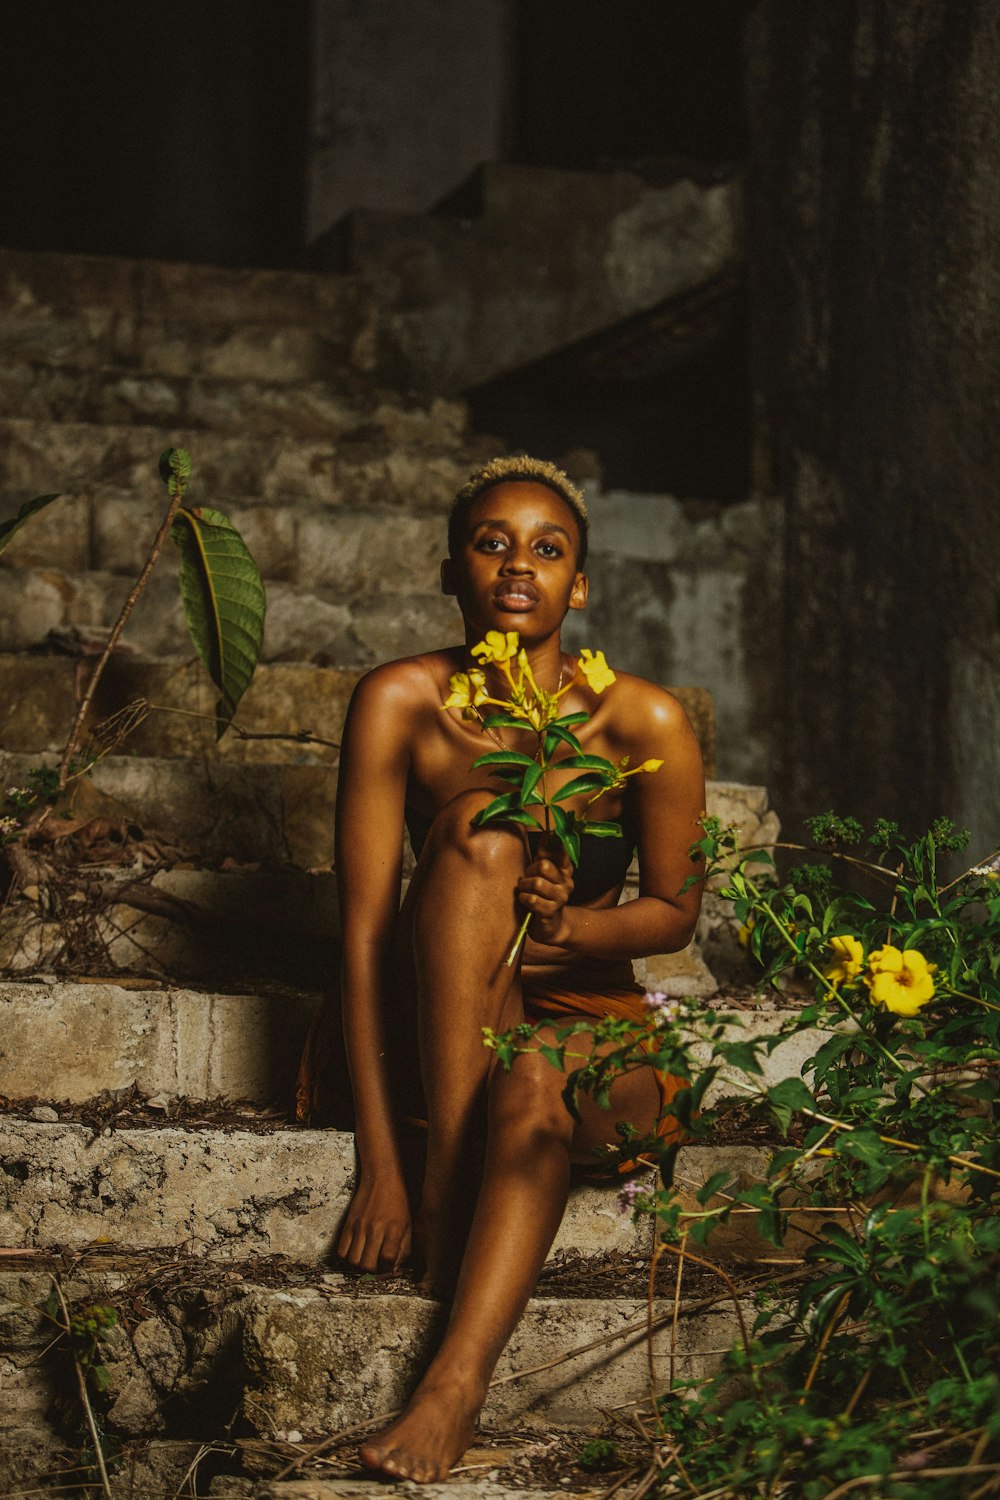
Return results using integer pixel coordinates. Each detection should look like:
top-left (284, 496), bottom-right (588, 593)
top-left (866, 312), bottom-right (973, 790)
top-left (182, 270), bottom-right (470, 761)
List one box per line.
top-left (337, 1168), bottom-right (412, 1274)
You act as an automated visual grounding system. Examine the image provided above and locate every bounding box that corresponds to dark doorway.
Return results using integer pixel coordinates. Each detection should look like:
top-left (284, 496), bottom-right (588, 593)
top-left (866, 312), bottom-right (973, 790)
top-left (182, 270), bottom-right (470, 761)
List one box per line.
top-left (0, 1), bottom-right (309, 267)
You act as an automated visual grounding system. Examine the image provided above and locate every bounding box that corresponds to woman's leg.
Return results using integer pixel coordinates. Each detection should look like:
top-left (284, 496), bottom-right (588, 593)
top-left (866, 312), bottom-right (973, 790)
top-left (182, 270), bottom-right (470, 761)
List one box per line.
top-left (361, 1029), bottom-right (661, 1482)
top-left (403, 791), bottom-right (530, 1286)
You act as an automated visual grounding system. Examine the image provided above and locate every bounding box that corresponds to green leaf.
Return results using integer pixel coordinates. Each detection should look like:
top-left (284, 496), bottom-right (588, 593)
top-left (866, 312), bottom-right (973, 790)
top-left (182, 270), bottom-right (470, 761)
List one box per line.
top-left (159, 446), bottom-right (192, 498)
top-left (471, 790), bottom-right (522, 823)
top-left (766, 1076), bottom-right (815, 1133)
top-left (483, 713), bottom-right (534, 731)
top-left (554, 754), bottom-right (619, 773)
top-left (471, 750), bottom-right (537, 769)
top-left (550, 773), bottom-right (609, 803)
top-left (521, 762), bottom-right (544, 803)
top-left (0, 493), bottom-right (61, 558)
top-left (583, 820), bottom-right (624, 838)
top-left (170, 506), bottom-right (266, 739)
top-left (543, 723), bottom-right (584, 756)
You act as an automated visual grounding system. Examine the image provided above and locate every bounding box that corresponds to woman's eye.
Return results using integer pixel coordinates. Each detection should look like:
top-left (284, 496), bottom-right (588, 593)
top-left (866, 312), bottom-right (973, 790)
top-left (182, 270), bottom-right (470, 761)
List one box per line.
top-left (536, 541), bottom-right (562, 559)
top-left (477, 535), bottom-right (506, 552)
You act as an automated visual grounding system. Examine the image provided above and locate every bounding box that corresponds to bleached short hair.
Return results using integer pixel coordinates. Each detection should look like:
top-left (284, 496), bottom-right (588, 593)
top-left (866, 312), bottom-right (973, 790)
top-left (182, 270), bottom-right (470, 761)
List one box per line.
top-left (448, 455), bottom-right (589, 567)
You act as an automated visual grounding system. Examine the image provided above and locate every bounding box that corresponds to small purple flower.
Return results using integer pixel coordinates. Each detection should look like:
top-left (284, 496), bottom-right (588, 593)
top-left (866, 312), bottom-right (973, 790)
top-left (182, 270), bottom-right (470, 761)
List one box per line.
top-left (0, 816), bottom-right (19, 836)
top-left (617, 1179), bottom-right (644, 1216)
top-left (643, 990), bottom-right (679, 1026)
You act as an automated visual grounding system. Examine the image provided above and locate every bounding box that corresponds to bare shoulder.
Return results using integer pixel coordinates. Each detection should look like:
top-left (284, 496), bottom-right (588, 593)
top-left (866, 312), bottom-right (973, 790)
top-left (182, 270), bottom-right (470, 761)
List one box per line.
top-left (605, 673), bottom-right (700, 748)
top-left (349, 648), bottom-right (459, 717)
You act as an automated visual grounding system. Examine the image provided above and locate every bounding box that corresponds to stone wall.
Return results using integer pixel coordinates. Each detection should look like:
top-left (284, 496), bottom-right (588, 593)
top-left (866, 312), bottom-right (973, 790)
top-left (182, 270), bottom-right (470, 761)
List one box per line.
top-left (745, 3), bottom-right (1000, 853)
top-left (565, 488), bottom-right (784, 788)
top-left (308, 0), bottom-right (515, 239)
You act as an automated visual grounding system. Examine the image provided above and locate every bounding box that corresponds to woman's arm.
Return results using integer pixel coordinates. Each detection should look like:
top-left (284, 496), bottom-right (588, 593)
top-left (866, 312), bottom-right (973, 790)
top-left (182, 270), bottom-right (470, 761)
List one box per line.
top-left (334, 663), bottom-right (414, 1272)
top-left (520, 683), bottom-right (706, 960)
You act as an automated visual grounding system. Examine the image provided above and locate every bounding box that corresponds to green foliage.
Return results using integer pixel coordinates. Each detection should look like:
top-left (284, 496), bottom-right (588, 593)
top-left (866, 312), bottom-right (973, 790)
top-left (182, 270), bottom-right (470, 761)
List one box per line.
top-left (0, 449), bottom-right (265, 752)
top-left (487, 813), bottom-right (1000, 1494)
top-left (43, 1287), bottom-right (119, 1396)
top-left (0, 492), bottom-right (61, 558)
top-left (576, 1437), bottom-right (622, 1471)
top-left (170, 502), bottom-right (266, 738)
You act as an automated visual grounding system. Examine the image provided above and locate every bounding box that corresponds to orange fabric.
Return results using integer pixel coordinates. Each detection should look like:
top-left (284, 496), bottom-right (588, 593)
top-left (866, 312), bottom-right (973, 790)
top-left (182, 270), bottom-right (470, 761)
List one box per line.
top-left (521, 978), bottom-right (690, 1168)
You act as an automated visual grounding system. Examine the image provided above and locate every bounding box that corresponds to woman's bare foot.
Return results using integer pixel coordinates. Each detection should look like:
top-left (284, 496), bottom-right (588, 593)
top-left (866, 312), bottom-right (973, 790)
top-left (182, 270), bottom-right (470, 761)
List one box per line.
top-left (359, 1374), bottom-right (485, 1482)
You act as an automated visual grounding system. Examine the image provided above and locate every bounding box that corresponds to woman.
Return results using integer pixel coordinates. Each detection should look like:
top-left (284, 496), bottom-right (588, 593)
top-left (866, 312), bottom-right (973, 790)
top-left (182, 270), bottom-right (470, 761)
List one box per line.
top-left (332, 455), bottom-right (705, 1481)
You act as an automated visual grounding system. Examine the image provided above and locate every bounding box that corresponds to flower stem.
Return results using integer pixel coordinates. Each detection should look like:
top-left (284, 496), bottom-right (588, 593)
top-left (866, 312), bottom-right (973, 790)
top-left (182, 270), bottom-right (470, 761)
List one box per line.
top-left (505, 911), bottom-right (531, 968)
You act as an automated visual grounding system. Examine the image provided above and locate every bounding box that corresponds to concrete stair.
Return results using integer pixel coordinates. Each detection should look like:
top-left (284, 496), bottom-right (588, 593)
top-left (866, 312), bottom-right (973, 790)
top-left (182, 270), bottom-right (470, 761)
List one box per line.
top-left (0, 221), bottom-right (776, 1491)
top-left (0, 967), bottom-right (793, 1493)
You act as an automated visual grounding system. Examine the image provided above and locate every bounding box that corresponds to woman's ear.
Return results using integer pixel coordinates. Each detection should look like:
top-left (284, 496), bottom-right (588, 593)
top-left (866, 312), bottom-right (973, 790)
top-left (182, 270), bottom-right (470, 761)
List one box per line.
top-left (441, 557), bottom-right (458, 596)
top-left (569, 571), bottom-right (588, 611)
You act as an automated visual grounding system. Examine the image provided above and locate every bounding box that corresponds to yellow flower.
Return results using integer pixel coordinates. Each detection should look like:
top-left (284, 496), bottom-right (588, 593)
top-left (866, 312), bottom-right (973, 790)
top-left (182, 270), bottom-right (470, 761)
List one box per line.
top-left (866, 945), bottom-right (936, 1017)
top-left (737, 916), bottom-right (756, 950)
top-left (577, 648), bottom-right (616, 694)
top-left (635, 758), bottom-right (664, 774)
top-left (441, 669), bottom-right (487, 719)
top-left (471, 631), bottom-right (520, 666)
top-left (825, 934), bottom-right (864, 987)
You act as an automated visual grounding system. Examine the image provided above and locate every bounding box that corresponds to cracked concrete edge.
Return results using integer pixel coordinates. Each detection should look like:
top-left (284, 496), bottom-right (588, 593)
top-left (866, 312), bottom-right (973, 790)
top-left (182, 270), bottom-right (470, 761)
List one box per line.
top-left (0, 1118), bottom-right (660, 1261)
top-left (1, 1265), bottom-right (751, 1438)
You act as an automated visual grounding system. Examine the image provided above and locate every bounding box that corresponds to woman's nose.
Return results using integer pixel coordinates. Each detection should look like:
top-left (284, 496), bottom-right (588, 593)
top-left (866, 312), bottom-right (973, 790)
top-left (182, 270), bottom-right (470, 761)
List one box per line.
top-left (500, 545), bottom-right (534, 573)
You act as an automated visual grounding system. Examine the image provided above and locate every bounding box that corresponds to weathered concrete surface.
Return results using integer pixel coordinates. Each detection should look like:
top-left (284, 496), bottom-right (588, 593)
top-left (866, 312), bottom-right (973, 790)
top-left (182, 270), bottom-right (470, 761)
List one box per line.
top-left (747, 4), bottom-right (1000, 853)
top-left (0, 656), bottom-right (362, 765)
top-left (0, 246), bottom-right (378, 382)
top-left (0, 417), bottom-right (474, 511)
top-left (0, 1119), bottom-right (655, 1262)
top-left (351, 163), bottom-right (741, 392)
top-left (0, 360), bottom-right (468, 442)
top-left (0, 749), bottom-right (336, 866)
top-left (0, 981), bottom-right (323, 1104)
top-left (309, 0), bottom-right (513, 235)
top-left (0, 563), bottom-right (464, 666)
top-left (241, 1287), bottom-right (745, 1433)
top-left (564, 491), bottom-right (784, 790)
top-left (0, 1261), bottom-right (746, 1457)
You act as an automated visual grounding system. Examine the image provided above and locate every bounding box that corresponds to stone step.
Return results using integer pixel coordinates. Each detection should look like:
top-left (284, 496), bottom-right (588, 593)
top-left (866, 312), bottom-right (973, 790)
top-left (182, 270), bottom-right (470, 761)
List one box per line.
top-left (0, 979), bottom-right (814, 1107)
top-left (0, 563), bottom-right (461, 665)
top-left (0, 1255), bottom-right (751, 1451)
top-left (0, 748), bottom-right (338, 866)
top-left (0, 655), bottom-right (714, 771)
top-left (0, 360), bottom-right (469, 442)
top-left (348, 163), bottom-right (741, 392)
top-left (0, 245), bottom-right (378, 382)
top-left (0, 1115), bottom-right (665, 1262)
top-left (0, 416), bottom-right (475, 512)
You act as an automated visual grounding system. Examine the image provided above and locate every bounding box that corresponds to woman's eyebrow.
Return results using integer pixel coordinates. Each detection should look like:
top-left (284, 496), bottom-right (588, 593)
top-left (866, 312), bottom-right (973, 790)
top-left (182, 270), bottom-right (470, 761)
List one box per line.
top-left (471, 518), bottom-right (572, 540)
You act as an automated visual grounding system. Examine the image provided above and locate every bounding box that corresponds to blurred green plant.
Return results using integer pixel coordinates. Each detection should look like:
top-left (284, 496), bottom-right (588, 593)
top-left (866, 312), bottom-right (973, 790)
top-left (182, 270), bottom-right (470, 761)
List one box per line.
top-left (489, 815), bottom-right (1000, 1497)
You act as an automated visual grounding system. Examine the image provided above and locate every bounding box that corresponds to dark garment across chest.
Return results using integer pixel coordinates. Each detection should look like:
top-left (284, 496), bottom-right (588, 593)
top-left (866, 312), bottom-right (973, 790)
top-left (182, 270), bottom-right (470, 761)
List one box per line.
top-left (404, 803), bottom-right (636, 904)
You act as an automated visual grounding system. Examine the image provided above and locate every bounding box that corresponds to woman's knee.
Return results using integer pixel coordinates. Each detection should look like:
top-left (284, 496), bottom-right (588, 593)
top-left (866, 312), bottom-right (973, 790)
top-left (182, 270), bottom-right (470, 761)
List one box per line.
top-left (424, 789), bottom-right (526, 873)
top-left (489, 1056), bottom-right (574, 1145)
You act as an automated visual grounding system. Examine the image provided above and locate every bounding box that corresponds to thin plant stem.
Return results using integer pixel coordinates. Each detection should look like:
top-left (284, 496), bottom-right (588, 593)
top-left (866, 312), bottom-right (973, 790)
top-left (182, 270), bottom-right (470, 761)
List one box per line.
top-left (57, 484), bottom-right (187, 791)
top-left (51, 1278), bottom-right (113, 1500)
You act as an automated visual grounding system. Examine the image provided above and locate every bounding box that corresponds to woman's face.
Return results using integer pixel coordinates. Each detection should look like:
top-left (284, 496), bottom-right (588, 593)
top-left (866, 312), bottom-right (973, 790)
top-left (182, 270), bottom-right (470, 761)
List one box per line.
top-left (442, 481), bottom-right (588, 643)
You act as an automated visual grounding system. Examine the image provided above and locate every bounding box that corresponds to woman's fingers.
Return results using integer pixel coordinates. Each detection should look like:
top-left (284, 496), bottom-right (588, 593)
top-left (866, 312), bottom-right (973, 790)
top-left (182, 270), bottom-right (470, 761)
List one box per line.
top-left (339, 1215), bottom-right (411, 1274)
top-left (337, 1180), bottom-right (412, 1274)
top-left (519, 857), bottom-right (573, 909)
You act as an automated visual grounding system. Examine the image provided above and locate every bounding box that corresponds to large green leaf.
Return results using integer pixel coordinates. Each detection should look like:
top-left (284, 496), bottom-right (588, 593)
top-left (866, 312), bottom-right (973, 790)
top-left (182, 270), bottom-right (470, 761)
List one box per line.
top-left (170, 505), bottom-right (266, 739)
top-left (0, 493), bottom-right (62, 558)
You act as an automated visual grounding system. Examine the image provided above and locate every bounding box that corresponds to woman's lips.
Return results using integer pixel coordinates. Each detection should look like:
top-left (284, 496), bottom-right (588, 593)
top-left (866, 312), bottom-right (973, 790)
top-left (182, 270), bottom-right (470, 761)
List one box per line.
top-left (493, 584), bottom-right (539, 611)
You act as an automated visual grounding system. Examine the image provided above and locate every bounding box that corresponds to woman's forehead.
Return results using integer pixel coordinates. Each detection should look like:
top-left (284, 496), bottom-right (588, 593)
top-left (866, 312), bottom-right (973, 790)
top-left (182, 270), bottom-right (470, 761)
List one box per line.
top-left (464, 481), bottom-right (581, 536)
